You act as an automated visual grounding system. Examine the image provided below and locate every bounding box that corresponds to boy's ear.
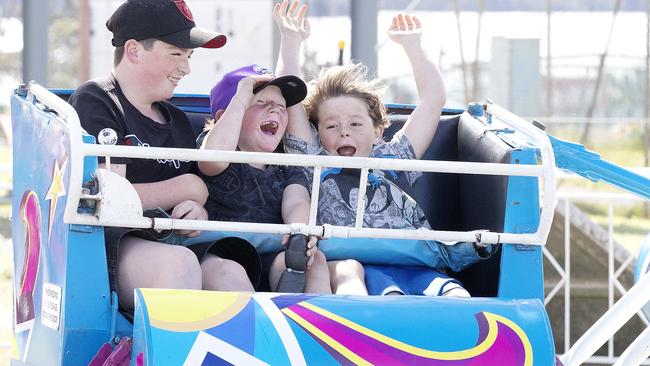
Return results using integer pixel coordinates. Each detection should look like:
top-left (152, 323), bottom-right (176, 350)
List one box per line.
top-left (214, 109), bottom-right (225, 121)
top-left (124, 39), bottom-right (141, 63)
top-left (374, 125), bottom-right (384, 141)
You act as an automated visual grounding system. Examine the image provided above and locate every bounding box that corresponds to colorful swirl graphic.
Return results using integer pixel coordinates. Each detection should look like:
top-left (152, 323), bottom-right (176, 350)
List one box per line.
top-left (282, 302), bottom-right (532, 366)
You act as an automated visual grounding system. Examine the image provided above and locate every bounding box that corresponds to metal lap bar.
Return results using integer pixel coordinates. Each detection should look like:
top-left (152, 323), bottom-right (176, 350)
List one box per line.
top-left (26, 84), bottom-right (555, 246)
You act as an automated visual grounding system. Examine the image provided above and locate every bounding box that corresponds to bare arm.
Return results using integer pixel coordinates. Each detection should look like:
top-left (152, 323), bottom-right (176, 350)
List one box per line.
top-left (198, 75), bottom-right (272, 176)
top-left (273, 0), bottom-right (314, 144)
top-left (390, 14), bottom-right (447, 158)
top-left (281, 183), bottom-right (311, 225)
top-left (102, 163), bottom-right (208, 210)
top-left (281, 183), bottom-right (319, 266)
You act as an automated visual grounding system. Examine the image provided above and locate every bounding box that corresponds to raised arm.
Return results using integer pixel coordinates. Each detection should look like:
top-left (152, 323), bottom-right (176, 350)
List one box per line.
top-left (390, 14), bottom-right (447, 159)
top-left (273, 0), bottom-right (314, 144)
top-left (198, 75), bottom-right (272, 176)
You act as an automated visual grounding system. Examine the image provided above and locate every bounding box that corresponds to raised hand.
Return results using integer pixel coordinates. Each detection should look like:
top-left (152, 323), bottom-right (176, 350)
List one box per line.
top-left (232, 74), bottom-right (274, 106)
top-left (388, 14), bottom-right (422, 48)
top-left (273, 0), bottom-right (310, 42)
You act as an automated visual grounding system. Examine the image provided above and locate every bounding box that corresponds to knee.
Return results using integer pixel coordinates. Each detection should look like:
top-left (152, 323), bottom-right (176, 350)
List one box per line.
top-left (210, 258), bottom-right (248, 279)
top-left (160, 246), bottom-right (202, 289)
top-left (201, 257), bottom-right (253, 291)
top-left (339, 259), bottom-right (365, 277)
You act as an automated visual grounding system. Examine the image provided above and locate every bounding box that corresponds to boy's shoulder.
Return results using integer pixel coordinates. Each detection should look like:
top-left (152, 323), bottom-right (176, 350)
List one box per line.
top-left (371, 132), bottom-right (415, 160)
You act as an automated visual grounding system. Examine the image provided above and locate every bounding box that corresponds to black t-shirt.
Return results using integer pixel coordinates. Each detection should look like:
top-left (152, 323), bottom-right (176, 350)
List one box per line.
top-left (202, 163), bottom-right (310, 224)
top-left (68, 75), bottom-right (197, 184)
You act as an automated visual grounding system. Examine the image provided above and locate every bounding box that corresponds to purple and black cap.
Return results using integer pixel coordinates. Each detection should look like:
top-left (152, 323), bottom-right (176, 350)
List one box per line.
top-left (210, 64), bottom-right (307, 117)
top-left (107, 0), bottom-right (226, 49)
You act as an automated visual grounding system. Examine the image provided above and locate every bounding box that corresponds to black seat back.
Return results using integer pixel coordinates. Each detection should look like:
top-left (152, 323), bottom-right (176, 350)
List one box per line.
top-left (385, 112), bottom-right (512, 296)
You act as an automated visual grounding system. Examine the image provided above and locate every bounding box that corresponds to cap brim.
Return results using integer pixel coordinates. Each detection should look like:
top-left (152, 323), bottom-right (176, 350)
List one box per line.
top-left (253, 75), bottom-right (307, 108)
top-left (158, 27), bottom-right (227, 49)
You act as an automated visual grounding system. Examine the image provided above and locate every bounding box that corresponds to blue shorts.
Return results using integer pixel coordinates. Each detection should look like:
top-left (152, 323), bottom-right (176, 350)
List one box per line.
top-left (364, 264), bottom-right (465, 296)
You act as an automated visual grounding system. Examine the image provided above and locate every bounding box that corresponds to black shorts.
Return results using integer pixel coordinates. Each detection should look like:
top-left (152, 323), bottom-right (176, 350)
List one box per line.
top-left (104, 227), bottom-right (263, 293)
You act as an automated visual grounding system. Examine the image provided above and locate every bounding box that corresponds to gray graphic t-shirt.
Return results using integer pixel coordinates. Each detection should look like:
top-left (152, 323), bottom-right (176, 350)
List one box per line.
top-left (284, 129), bottom-right (429, 229)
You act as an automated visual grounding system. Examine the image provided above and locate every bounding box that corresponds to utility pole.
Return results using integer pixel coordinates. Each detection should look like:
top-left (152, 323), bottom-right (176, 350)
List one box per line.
top-left (580, 0), bottom-right (622, 144)
top-left (546, 0), bottom-right (553, 117)
top-left (79, 0), bottom-right (90, 82)
top-left (351, 0), bottom-right (378, 73)
top-left (645, 0), bottom-right (650, 169)
top-left (22, 0), bottom-right (49, 85)
top-left (645, 0), bottom-right (650, 218)
top-left (471, 0), bottom-right (484, 102)
top-left (453, 0), bottom-right (469, 105)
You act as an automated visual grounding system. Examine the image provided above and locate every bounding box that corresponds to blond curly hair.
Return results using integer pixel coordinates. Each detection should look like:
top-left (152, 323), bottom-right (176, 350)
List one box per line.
top-left (304, 63), bottom-right (389, 129)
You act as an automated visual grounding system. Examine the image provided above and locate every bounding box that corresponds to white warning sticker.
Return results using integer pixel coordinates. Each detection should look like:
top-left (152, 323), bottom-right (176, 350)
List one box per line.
top-left (41, 282), bottom-right (62, 330)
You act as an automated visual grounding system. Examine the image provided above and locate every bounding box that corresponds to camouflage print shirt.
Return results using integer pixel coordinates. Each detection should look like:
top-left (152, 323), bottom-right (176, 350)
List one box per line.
top-left (284, 129), bottom-right (430, 230)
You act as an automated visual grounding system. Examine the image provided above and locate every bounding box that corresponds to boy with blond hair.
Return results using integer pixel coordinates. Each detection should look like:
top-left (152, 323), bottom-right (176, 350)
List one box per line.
top-left (274, 1), bottom-right (494, 296)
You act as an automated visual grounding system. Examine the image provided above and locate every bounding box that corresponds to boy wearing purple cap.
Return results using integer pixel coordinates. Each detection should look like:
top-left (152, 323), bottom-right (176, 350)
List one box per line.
top-left (68, 0), bottom-right (257, 313)
top-left (198, 65), bottom-right (331, 293)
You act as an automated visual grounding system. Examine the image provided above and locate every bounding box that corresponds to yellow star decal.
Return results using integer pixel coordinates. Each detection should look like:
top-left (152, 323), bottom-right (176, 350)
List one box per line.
top-left (45, 156), bottom-right (68, 239)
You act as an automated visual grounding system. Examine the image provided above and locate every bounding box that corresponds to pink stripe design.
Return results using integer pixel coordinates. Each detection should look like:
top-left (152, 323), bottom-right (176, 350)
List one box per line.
top-left (20, 191), bottom-right (41, 295)
top-left (287, 304), bottom-right (529, 365)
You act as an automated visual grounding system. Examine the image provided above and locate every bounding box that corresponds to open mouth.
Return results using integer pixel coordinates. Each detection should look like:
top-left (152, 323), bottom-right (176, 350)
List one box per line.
top-left (168, 76), bottom-right (181, 86)
top-left (260, 121), bottom-right (279, 135)
top-left (336, 145), bottom-right (357, 156)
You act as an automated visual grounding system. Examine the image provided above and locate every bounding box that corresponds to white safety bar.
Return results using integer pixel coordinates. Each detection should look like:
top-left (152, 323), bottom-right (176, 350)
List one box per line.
top-left (560, 271), bottom-right (650, 366)
top-left (485, 103), bottom-right (557, 247)
top-left (26, 84), bottom-right (556, 245)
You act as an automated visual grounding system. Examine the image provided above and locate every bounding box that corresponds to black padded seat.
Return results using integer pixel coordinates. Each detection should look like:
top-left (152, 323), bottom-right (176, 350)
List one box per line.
top-left (187, 112), bottom-right (210, 138)
top-left (385, 111), bottom-right (512, 297)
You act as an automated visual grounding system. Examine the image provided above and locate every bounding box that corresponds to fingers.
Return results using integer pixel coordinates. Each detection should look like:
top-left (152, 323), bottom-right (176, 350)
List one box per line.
top-left (279, 0), bottom-right (289, 18)
top-left (171, 201), bottom-right (192, 219)
top-left (303, 17), bottom-right (311, 33)
top-left (288, 0), bottom-right (299, 17)
top-left (389, 13), bottom-right (422, 33)
top-left (296, 2), bottom-right (308, 24)
top-left (390, 15), bottom-right (399, 31)
top-left (412, 15), bottom-right (421, 29)
top-left (305, 236), bottom-right (318, 257)
top-left (281, 234), bottom-right (289, 247)
top-left (177, 229), bottom-right (202, 238)
top-left (306, 237), bottom-right (317, 269)
top-left (172, 200), bottom-right (207, 221)
top-left (237, 75), bottom-right (274, 95)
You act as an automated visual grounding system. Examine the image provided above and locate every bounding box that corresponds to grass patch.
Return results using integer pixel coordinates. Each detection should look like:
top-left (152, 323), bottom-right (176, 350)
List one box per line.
top-left (589, 214), bottom-right (650, 255)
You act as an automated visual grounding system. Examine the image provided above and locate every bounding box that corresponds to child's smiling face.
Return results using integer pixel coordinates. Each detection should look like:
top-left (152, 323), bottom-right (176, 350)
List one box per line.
top-left (238, 86), bottom-right (288, 153)
top-left (316, 95), bottom-right (383, 157)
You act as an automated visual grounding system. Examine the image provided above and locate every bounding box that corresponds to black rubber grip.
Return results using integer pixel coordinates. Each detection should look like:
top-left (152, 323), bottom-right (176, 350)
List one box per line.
top-left (284, 234), bottom-right (309, 271)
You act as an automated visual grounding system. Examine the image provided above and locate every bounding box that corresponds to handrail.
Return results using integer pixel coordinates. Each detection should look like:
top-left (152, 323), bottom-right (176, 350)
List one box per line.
top-left (485, 102), bottom-right (558, 247)
top-left (24, 83), bottom-right (556, 246)
top-left (560, 271), bottom-right (650, 366)
top-left (614, 326), bottom-right (650, 366)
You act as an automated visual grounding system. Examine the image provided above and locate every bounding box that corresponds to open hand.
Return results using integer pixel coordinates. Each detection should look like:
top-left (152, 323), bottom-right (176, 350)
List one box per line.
top-left (273, 0), bottom-right (310, 42)
top-left (388, 14), bottom-right (422, 48)
top-left (171, 200), bottom-right (208, 237)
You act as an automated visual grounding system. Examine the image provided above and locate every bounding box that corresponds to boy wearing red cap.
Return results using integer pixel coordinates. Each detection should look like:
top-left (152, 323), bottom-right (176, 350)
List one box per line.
top-left (68, 0), bottom-right (257, 313)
